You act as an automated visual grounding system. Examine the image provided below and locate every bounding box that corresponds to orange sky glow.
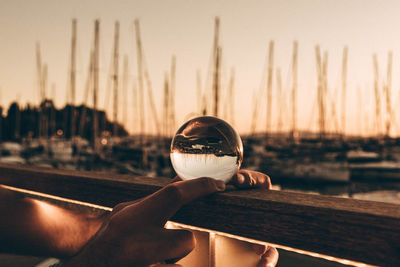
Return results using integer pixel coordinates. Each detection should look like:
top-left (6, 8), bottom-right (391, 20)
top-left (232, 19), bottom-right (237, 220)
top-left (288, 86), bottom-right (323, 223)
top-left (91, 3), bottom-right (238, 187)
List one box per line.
top-left (1, 0), bottom-right (400, 136)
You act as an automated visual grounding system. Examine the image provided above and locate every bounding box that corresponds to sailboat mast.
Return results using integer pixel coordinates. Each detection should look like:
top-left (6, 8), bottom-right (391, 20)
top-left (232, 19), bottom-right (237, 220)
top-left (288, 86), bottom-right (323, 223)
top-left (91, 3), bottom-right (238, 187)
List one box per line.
top-left (42, 64), bottom-right (47, 101)
top-left (373, 54), bottom-right (381, 136)
top-left (322, 51), bottom-right (328, 138)
top-left (112, 21), bottom-right (120, 137)
top-left (276, 68), bottom-right (283, 133)
top-left (42, 64), bottom-right (48, 138)
top-left (50, 83), bottom-right (56, 136)
top-left (228, 68), bottom-right (235, 125)
top-left (212, 17), bottom-right (220, 117)
top-left (315, 45), bottom-right (324, 139)
top-left (36, 43), bottom-right (43, 104)
top-left (70, 19), bottom-right (77, 138)
top-left (357, 86), bottom-right (362, 137)
top-left (14, 101), bottom-right (21, 140)
top-left (144, 70), bottom-right (160, 136)
top-left (122, 55), bottom-right (129, 133)
top-left (36, 43), bottom-right (43, 138)
top-left (266, 40), bottom-right (274, 137)
top-left (132, 78), bottom-right (138, 135)
top-left (385, 51), bottom-right (392, 137)
top-left (196, 70), bottom-right (202, 114)
top-left (250, 90), bottom-right (260, 135)
top-left (169, 56), bottom-right (176, 136)
top-left (341, 46), bottom-right (348, 139)
top-left (213, 47), bottom-right (221, 117)
top-left (135, 20), bottom-right (145, 144)
top-left (92, 20), bottom-right (100, 152)
top-left (163, 73), bottom-right (169, 137)
top-left (79, 50), bottom-right (93, 138)
top-left (291, 41), bottom-right (298, 140)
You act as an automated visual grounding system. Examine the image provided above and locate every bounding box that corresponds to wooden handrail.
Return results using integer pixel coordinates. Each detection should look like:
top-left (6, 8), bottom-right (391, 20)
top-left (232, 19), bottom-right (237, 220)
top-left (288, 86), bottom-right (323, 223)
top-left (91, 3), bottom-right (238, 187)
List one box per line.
top-left (0, 163), bottom-right (399, 266)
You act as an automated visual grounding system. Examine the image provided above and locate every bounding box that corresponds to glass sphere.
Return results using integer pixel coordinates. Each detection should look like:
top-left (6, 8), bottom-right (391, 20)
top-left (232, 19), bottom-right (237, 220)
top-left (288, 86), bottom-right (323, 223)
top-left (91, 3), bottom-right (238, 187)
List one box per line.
top-left (170, 116), bottom-right (243, 183)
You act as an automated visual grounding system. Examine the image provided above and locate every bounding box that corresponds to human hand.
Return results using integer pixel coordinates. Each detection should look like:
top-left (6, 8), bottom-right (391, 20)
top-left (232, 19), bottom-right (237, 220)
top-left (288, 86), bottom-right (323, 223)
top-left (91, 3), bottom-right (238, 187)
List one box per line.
top-left (171, 169), bottom-right (271, 189)
top-left (229, 169), bottom-right (272, 189)
top-left (64, 178), bottom-right (226, 267)
top-left (231, 170), bottom-right (278, 266)
top-left (173, 169), bottom-right (278, 266)
top-left (253, 244), bottom-right (279, 267)
top-left (234, 170), bottom-right (277, 266)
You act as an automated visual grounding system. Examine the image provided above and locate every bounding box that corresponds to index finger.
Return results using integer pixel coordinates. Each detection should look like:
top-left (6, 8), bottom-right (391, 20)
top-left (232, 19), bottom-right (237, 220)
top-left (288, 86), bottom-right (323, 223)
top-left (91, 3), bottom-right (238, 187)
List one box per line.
top-left (230, 170), bottom-right (271, 189)
top-left (139, 177), bottom-right (226, 226)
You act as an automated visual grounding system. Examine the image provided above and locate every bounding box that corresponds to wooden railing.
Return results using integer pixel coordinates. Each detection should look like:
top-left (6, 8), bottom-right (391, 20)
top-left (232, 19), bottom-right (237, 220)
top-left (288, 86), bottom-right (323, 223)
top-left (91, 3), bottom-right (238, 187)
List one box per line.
top-left (0, 163), bottom-right (399, 266)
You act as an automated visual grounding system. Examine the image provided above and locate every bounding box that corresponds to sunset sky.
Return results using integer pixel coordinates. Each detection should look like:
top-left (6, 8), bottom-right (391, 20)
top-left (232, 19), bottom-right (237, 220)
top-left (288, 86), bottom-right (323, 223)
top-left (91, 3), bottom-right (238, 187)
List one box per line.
top-left (1, 0), bottom-right (400, 136)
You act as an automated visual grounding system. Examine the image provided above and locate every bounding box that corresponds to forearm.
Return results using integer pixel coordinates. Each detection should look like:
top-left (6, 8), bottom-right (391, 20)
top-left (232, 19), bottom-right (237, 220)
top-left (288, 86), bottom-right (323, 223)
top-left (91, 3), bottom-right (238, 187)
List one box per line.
top-left (0, 187), bottom-right (104, 258)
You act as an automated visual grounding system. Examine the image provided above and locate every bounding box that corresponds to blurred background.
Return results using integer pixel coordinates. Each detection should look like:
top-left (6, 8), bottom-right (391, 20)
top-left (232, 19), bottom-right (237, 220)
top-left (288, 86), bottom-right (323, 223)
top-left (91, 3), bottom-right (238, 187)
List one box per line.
top-left (1, 0), bottom-right (400, 204)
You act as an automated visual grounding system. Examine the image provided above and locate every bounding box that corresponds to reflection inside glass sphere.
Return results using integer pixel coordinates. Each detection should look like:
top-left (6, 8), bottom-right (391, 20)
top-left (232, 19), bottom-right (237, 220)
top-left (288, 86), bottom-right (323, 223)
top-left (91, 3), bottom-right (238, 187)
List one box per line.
top-left (170, 116), bottom-right (243, 183)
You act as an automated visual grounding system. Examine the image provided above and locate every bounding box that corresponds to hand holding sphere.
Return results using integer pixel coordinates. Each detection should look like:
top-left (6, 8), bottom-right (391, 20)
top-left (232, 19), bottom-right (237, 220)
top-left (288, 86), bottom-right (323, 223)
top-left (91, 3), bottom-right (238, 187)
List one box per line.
top-left (170, 116), bottom-right (243, 183)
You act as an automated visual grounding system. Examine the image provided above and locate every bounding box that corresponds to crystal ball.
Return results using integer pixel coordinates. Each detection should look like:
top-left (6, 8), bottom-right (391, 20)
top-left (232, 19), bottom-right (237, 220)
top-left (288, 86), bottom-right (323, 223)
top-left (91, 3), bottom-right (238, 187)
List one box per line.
top-left (170, 116), bottom-right (243, 183)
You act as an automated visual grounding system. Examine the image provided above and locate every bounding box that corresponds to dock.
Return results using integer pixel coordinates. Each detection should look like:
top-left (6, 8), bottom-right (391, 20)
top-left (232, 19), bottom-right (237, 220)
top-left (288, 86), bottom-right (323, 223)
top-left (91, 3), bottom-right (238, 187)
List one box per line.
top-left (0, 163), bottom-right (399, 266)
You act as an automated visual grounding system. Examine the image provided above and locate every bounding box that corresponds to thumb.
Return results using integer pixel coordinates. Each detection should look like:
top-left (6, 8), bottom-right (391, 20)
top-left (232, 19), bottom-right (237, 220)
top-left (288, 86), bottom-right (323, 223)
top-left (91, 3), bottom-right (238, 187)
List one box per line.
top-left (170, 176), bottom-right (182, 183)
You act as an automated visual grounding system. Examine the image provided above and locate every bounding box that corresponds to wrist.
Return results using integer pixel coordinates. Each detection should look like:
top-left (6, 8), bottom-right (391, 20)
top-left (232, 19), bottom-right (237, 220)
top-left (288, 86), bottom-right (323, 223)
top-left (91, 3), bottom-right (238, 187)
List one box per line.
top-left (64, 213), bottom-right (110, 266)
top-left (58, 211), bottom-right (107, 258)
top-left (63, 236), bottom-right (111, 267)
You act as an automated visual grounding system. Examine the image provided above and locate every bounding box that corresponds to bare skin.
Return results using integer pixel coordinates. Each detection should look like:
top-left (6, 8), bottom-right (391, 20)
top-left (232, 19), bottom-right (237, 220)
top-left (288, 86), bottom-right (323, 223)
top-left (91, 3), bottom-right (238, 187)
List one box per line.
top-left (0, 170), bottom-right (278, 267)
top-left (172, 170), bottom-right (278, 267)
top-left (230, 169), bottom-right (272, 189)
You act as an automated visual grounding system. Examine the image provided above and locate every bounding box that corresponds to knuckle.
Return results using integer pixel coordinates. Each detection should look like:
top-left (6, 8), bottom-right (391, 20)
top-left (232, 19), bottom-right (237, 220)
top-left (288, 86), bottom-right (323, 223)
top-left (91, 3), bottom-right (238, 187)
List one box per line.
top-left (244, 173), bottom-right (252, 183)
top-left (165, 183), bottom-right (184, 202)
top-left (198, 177), bottom-right (213, 189)
top-left (239, 169), bottom-right (248, 176)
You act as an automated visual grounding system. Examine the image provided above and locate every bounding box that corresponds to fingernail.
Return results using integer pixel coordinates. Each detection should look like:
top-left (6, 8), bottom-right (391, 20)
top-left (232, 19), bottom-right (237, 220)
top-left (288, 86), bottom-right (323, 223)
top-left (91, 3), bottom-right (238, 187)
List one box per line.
top-left (215, 180), bottom-right (226, 191)
top-left (236, 173), bottom-right (245, 184)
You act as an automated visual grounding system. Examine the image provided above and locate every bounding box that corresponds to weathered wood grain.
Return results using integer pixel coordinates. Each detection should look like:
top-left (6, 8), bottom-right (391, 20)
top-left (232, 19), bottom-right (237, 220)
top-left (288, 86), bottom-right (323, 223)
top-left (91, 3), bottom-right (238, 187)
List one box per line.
top-left (0, 163), bottom-right (399, 266)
